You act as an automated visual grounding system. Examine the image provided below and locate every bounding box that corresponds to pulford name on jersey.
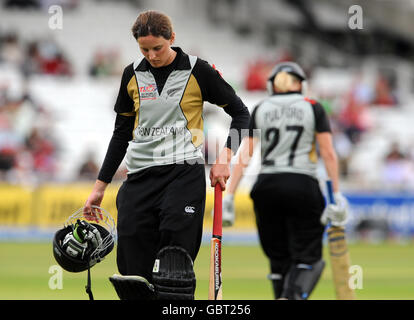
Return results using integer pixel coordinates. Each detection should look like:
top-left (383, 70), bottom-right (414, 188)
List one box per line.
top-left (264, 106), bottom-right (304, 123)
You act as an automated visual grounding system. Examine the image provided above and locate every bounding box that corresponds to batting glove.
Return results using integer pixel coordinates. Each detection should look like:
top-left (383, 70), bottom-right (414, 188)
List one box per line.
top-left (222, 194), bottom-right (235, 227)
top-left (321, 192), bottom-right (349, 227)
top-left (86, 225), bottom-right (103, 250)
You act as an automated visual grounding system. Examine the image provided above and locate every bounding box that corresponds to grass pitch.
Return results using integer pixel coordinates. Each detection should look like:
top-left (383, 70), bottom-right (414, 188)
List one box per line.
top-left (0, 241), bottom-right (413, 300)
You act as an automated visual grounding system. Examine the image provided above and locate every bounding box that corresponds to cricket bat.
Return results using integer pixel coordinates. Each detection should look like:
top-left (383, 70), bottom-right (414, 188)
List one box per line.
top-left (208, 183), bottom-right (223, 300)
top-left (326, 180), bottom-right (355, 300)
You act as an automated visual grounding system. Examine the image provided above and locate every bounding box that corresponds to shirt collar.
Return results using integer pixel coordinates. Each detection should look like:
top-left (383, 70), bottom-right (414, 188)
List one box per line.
top-left (135, 47), bottom-right (191, 72)
top-left (271, 91), bottom-right (302, 96)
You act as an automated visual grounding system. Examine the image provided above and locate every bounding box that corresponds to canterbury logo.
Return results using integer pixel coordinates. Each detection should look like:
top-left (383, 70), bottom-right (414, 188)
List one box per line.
top-left (185, 206), bottom-right (195, 214)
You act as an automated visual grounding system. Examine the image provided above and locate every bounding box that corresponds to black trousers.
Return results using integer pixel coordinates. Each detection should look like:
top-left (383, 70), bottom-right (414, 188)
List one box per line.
top-left (115, 163), bottom-right (206, 281)
top-left (250, 173), bottom-right (325, 277)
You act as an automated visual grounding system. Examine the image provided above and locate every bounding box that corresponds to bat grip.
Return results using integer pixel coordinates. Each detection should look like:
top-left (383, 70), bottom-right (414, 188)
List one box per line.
top-left (213, 183), bottom-right (223, 237)
top-left (326, 180), bottom-right (335, 204)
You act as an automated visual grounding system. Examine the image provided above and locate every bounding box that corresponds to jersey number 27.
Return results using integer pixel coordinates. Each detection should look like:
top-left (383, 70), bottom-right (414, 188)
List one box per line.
top-left (263, 125), bottom-right (304, 166)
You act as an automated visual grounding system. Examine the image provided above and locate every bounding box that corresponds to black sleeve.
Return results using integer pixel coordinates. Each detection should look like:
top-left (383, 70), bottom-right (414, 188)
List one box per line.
top-left (192, 59), bottom-right (239, 106)
top-left (248, 103), bottom-right (260, 137)
top-left (193, 59), bottom-right (250, 153)
top-left (114, 63), bottom-right (136, 114)
top-left (97, 114), bottom-right (135, 183)
top-left (310, 101), bottom-right (331, 133)
top-left (222, 101), bottom-right (250, 153)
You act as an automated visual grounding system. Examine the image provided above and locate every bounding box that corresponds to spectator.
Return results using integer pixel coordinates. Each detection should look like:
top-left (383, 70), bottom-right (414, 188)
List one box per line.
top-left (37, 40), bottom-right (72, 76)
top-left (245, 50), bottom-right (294, 92)
top-left (245, 59), bottom-right (269, 91)
top-left (339, 80), bottom-right (372, 144)
top-left (382, 142), bottom-right (414, 189)
top-left (332, 128), bottom-right (353, 178)
top-left (78, 152), bottom-right (99, 181)
top-left (385, 142), bottom-right (405, 162)
top-left (0, 148), bottom-right (15, 178)
top-left (22, 41), bottom-right (43, 76)
top-left (25, 127), bottom-right (57, 180)
top-left (89, 48), bottom-right (122, 78)
top-left (0, 32), bottom-right (24, 67)
top-left (0, 97), bottom-right (23, 180)
top-left (41, 52), bottom-right (72, 76)
top-left (373, 74), bottom-right (397, 106)
top-left (22, 40), bottom-right (72, 77)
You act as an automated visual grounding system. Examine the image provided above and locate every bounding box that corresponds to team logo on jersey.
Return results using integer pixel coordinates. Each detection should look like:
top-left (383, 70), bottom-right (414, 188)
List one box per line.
top-left (185, 206), bottom-right (196, 215)
top-left (139, 84), bottom-right (157, 100)
top-left (167, 87), bottom-right (181, 97)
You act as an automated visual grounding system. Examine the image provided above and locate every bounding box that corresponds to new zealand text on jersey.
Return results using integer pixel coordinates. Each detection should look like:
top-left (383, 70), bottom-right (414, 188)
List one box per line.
top-left (136, 126), bottom-right (186, 137)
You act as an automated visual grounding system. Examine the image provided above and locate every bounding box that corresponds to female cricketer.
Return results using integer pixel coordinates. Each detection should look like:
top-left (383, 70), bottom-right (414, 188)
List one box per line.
top-left (82, 10), bottom-right (250, 300)
top-left (221, 61), bottom-right (348, 299)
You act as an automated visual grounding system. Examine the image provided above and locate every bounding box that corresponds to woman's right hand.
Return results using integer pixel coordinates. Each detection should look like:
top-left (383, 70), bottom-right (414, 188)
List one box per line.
top-left (83, 180), bottom-right (108, 222)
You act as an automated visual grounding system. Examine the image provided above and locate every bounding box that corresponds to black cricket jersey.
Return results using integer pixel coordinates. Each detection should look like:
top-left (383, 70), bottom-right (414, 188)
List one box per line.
top-left (98, 47), bottom-right (250, 183)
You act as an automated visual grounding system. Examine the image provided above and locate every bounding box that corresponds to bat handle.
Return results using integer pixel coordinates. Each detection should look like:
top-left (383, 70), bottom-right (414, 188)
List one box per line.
top-left (325, 180), bottom-right (336, 229)
top-left (213, 183), bottom-right (223, 237)
top-left (326, 180), bottom-right (335, 205)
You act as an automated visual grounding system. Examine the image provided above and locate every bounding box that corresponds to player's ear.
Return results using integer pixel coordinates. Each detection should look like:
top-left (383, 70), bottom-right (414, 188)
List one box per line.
top-left (169, 32), bottom-right (176, 45)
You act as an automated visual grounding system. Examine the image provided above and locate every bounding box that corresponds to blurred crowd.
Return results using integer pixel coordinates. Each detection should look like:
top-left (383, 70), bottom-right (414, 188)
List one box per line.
top-left (0, 86), bottom-right (127, 184)
top-left (0, 89), bottom-right (58, 185)
top-left (1, 1), bottom-right (413, 191)
top-left (317, 72), bottom-right (409, 189)
top-left (89, 48), bottom-right (123, 78)
top-left (0, 29), bottom-right (123, 184)
top-left (1, 32), bottom-right (72, 77)
top-left (4, 0), bottom-right (79, 10)
top-left (0, 31), bottom-right (122, 78)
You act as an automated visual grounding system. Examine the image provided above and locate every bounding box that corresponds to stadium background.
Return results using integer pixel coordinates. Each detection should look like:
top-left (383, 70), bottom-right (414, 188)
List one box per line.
top-left (1, 0), bottom-right (414, 300)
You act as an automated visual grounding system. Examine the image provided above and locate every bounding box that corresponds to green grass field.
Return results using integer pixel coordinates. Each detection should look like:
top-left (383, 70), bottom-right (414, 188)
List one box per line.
top-left (1, 241), bottom-right (413, 300)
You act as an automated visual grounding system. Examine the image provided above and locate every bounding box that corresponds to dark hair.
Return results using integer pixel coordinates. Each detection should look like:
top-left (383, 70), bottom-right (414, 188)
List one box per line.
top-left (131, 10), bottom-right (173, 40)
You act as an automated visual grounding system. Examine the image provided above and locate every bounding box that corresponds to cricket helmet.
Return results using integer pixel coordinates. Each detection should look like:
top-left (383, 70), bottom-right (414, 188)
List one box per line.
top-left (267, 61), bottom-right (307, 95)
top-left (53, 206), bottom-right (116, 273)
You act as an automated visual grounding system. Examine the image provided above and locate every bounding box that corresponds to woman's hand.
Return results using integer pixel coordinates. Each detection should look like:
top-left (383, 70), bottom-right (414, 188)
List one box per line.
top-left (83, 180), bottom-right (108, 222)
top-left (209, 147), bottom-right (233, 191)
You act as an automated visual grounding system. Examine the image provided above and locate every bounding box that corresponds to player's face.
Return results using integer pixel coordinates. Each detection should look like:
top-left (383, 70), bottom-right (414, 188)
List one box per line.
top-left (138, 34), bottom-right (176, 68)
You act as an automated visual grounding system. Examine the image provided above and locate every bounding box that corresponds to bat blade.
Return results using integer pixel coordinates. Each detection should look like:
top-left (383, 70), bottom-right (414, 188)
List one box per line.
top-left (326, 180), bottom-right (355, 300)
top-left (208, 237), bottom-right (222, 300)
top-left (327, 226), bottom-right (355, 300)
top-left (208, 184), bottom-right (223, 300)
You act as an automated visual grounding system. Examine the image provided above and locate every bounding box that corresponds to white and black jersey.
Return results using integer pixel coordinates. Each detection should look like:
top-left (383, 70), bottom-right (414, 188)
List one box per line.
top-left (103, 48), bottom-right (250, 280)
top-left (249, 92), bottom-right (331, 179)
top-left (97, 47), bottom-right (250, 182)
top-left (249, 92), bottom-right (331, 284)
